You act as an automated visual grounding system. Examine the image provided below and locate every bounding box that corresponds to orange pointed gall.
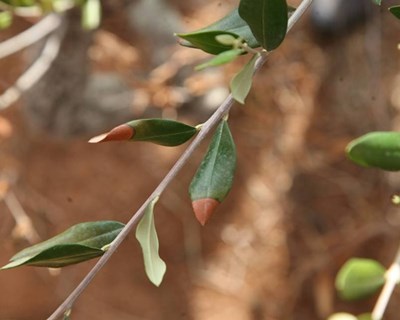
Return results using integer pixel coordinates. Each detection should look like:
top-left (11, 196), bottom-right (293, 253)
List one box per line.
top-left (88, 125), bottom-right (135, 143)
top-left (191, 198), bottom-right (220, 226)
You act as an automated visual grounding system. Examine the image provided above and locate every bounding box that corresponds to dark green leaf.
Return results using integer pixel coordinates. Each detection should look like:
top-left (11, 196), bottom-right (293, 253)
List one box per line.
top-left (336, 258), bottom-right (385, 300)
top-left (189, 120), bottom-right (236, 225)
top-left (195, 48), bottom-right (244, 71)
top-left (230, 53), bottom-right (258, 104)
top-left (346, 131), bottom-right (400, 171)
top-left (389, 6), bottom-right (400, 20)
top-left (136, 197), bottom-right (166, 286)
top-left (128, 119), bottom-right (197, 146)
top-left (0, 11), bottom-right (12, 29)
top-left (1, 221), bottom-right (124, 269)
top-left (177, 30), bottom-right (241, 55)
top-left (239, 0), bottom-right (288, 51)
top-left (82, 0), bottom-right (101, 30)
top-left (176, 8), bottom-right (260, 54)
top-left (90, 119), bottom-right (198, 146)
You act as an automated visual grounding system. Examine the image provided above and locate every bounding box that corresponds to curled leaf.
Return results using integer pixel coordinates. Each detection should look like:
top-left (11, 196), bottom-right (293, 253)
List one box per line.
top-left (176, 8), bottom-right (260, 54)
top-left (89, 119), bottom-right (198, 146)
top-left (1, 221), bottom-right (124, 269)
top-left (136, 197), bottom-right (166, 286)
top-left (189, 120), bottom-right (236, 225)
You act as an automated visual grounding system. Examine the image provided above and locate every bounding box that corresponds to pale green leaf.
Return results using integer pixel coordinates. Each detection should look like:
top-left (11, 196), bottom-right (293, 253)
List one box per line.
top-left (82, 0), bottom-right (101, 30)
top-left (195, 49), bottom-right (244, 71)
top-left (230, 53), bottom-right (259, 104)
top-left (136, 197), bottom-right (166, 286)
top-left (238, 0), bottom-right (288, 51)
top-left (327, 313), bottom-right (358, 320)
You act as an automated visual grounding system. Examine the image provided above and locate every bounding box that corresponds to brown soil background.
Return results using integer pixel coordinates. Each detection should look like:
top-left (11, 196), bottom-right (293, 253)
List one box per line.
top-left (1, 1), bottom-right (400, 319)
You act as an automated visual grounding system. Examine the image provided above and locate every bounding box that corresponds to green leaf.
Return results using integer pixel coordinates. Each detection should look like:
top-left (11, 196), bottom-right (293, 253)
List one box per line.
top-left (82, 0), bottom-right (101, 30)
top-left (389, 6), bottom-right (400, 20)
top-left (0, 11), bottom-right (12, 29)
top-left (176, 8), bottom-right (260, 54)
top-left (346, 131), bottom-right (400, 171)
top-left (136, 197), bottom-right (166, 286)
top-left (372, 0), bottom-right (382, 5)
top-left (195, 48), bottom-right (244, 71)
top-left (239, 0), bottom-right (288, 51)
top-left (230, 53), bottom-right (258, 104)
top-left (327, 314), bottom-right (358, 320)
top-left (1, 221), bottom-right (124, 269)
top-left (189, 120), bottom-right (236, 225)
top-left (90, 119), bottom-right (198, 146)
top-left (177, 30), bottom-right (241, 55)
top-left (335, 258), bottom-right (386, 300)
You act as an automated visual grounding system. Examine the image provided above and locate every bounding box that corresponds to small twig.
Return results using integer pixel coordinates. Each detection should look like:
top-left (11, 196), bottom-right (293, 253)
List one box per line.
top-left (0, 13), bottom-right (62, 60)
top-left (47, 1), bottom-right (313, 319)
top-left (0, 20), bottom-right (65, 110)
top-left (4, 191), bottom-right (40, 243)
top-left (371, 244), bottom-right (400, 320)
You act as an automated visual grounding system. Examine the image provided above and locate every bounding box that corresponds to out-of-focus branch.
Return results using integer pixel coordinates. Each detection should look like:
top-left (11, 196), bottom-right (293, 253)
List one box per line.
top-left (4, 191), bottom-right (40, 243)
top-left (0, 21), bottom-right (65, 110)
top-left (371, 244), bottom-right (400, 320)
top-left (0, 13), bottom-right (62, 60)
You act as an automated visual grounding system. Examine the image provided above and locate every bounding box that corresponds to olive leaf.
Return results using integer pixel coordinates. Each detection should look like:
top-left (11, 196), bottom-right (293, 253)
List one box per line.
top-left (335, 258), bottom-right (386, 300)
top-left (238, 0), bottom-right (288, 51)
top-left (189, 120), bottom-right (236, 225)
top-left (89, 119), bottom-right (198, 147)
top-left (195, 48), bottom-right (244, 71)
top-left (346, 131), bottom-right (400, 171)
top-left (176, 30), bottom-right (242, 55)
top-left (136, 197), bottom-right (166, 286)
top-left (230, 53), bottom-right (259, 104)
top-left (389, 6), bottom-right (400, 20)
top-left (176, 8), bottom-right (259, 55)
top-left (1, 221), bottom-right (125, 269)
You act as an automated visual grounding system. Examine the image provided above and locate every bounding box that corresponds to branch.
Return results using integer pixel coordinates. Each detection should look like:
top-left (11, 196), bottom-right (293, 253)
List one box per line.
top-left (371, 244), bottom-right (400, 320)
top-left (47, 1), bottom-right (313, 319)
top-left (0, 19), bottom-right (65, 110)
top-left (4, 191), bottom-right (40, 244)
top-left (0, 13), bottom-right (62, 60)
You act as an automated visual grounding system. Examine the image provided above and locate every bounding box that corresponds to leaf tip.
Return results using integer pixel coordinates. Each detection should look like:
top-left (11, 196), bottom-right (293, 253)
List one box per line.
top-left (88, 125), bottom-right (135, 143)
top-left (192, 198), bottom-right (220, 226)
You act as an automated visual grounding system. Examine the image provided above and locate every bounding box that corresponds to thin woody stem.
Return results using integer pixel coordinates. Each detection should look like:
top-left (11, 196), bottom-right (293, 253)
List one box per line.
top-left (47, 1), bottom-right (313, 318)
top-left (371, 244), bottom-right (400, 320)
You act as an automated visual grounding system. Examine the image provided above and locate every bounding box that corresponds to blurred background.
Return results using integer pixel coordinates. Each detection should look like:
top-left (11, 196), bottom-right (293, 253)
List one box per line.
top-left (1, 0), bottom-right (400, 319)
